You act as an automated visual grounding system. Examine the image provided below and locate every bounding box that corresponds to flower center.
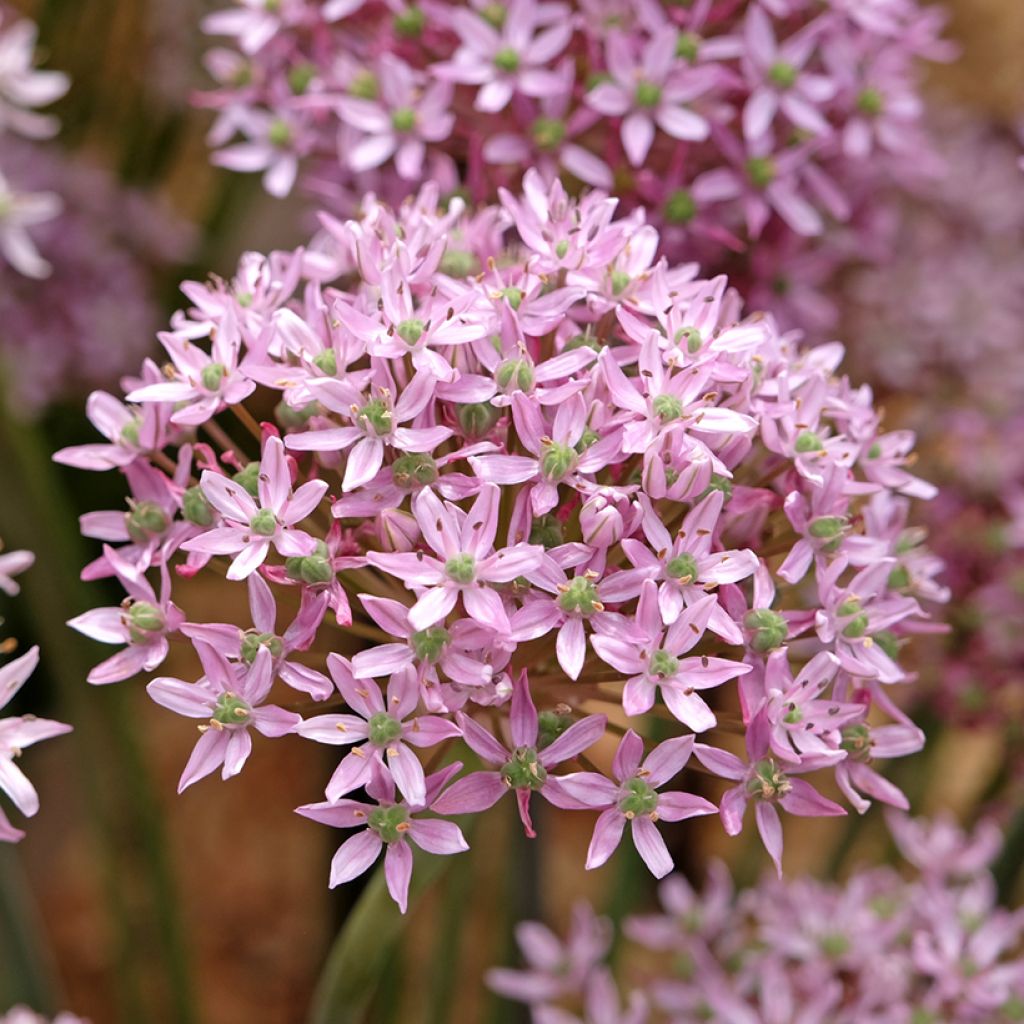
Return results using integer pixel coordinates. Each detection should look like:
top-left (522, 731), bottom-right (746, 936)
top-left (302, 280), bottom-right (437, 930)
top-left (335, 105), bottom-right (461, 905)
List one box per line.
top-left (653, 394), bottom-right (684, 422)
top-left (840, 723), bottom-right (873, 762)
top-left (744, 608), bottom-right (787, 652)
top-left (501, 746), bottom-right (547, 790)
top-left (532, 117), bottom-right (566, 150)
top-left (359, 398), bottom-right (393, 436)
top-left (746, 157), bottom-right (776, 189)
top-left (494, 47), bottom-right (520, 73)
top-left (392, 452), bottom-right (438, 489)
top-left (618, 777), bottom-right (659, 817)
top-left (368, 805), bottom-right (410, 843)
top-left (635, 80), bottom-right (662, 108)
top-left (857, 87), bottom-right (884, 116)
top-left (368, 712), bottom-right (404, 746)
top-left (201, 362), bottom-right (226, 391)
top-left (391, 107), bottom-right (416, 133)
top-left (126, 500), bottom-right (169, 543)
top-left (249, 509), bottom-right (278, 536)
top-left (541, 441), bottom-right (578, 482)
top-left (496, 357), bottom-right (534, 392)
top-left (768, 61), bottom-right (797, 89)
top-left (558, 577), bottom-right (600, 615)
top-left (747, 759), bottom-right (791, 801)
top-left (665, 189), bottom-right (697, 225)
top-left (212, 692), bottom-right (252, 727)
top-left (650, 649), bottom-right (680, 679)
top-left (410, 626), bottom-right (450, 663)
top-left (313, 349), bottom-right (337, 374)
top-left (126, 601), bottom-right (164, 642)
top-left (240, 630), bottom-right (283, 663)
top-left (396, 318), bottom-right (425, 345)
top-left (795, 430), bottom-right (824, 452)
top-left (445, 553), bottom-right (476, 584)
top-left (666, 553), bottom-right (699, 583)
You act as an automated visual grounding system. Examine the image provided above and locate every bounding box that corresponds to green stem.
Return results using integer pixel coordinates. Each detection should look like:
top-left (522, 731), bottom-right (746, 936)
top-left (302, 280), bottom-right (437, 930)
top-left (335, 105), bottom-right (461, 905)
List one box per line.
top-left (308, 847), bottom-right (461, 1024)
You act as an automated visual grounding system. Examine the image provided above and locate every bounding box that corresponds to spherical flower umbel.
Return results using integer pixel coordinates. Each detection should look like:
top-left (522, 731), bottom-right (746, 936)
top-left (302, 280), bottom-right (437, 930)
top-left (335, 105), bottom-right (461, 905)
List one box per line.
top-left (58, 174), bottom-right (942, 907)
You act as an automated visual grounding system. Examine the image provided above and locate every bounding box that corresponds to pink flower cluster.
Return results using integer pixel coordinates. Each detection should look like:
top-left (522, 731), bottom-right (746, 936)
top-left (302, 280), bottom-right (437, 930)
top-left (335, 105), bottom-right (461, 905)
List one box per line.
top-left (58, 176), bottom-right (942, 909)
top-left (0, 5), bottom-right (68, 279)
top-left (197, 0), bottom-right (950, 267)
top-left (840, 113), bottom-right (1024, 725)
top-left (491, 814), bottom-right (1024, 1024)
top-left (0, 543), bottom-right (72, 842)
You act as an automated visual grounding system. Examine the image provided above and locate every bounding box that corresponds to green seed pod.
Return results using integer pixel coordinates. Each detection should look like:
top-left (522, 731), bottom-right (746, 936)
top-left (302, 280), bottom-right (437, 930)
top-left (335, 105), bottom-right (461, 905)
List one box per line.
top-left (393, 5), bottom-right (425, 36)
top-left (618, 777), bottom-right (659, 816)
top-left (496, 357), bottom-right (534, 392)
top-left (501, 746), bottom-right (548, 790)
top-left (457, 402), bottom-right (501, 439)
top-left (493, 46), bottom-right (520, 73)
top-left (809, 516), bottom-right (846, 539)
top-left (653, 394), bottom-right (684, 422)
top-left (396, 318), bottom-right (425, 345)
top-left (795, 430), bottom-right (824, 453)
top-left (540, 442), bottom-right (578, 482)
top-left (127, 601), bottom-right (164, 634)
top-left (368, 804), bottom-right (410, 844)
top-left (744, 608), bottom-right (787, 652)
top-left (249, 509), bottom-right (278, 537)
top-left (391, 107), bottom-right (416, 133)
top-left (558, 577), bottom-right (600, 615)
top-left (182, 486), bottom-right (213, 527)
top-left (234, 462), bottom-right (261, 497)
top-left (126, 501), bottom-right (169, 544)
top-left (313, 349), bottom-right (337, 374)
top-left (444, 553), bottom-right (476, 584)
top-left (212, 692), bottom-right (252, 726)
top-left (241, 631), bottom-right (283, 664)
top-left (410, 627), bottom-right (450, 664)
top-left (392, 452), bottom-right (439, 489)
top-left (368, 711), bottom-right (404, 745)
top-left (666, 553), bottom-right (699, 583)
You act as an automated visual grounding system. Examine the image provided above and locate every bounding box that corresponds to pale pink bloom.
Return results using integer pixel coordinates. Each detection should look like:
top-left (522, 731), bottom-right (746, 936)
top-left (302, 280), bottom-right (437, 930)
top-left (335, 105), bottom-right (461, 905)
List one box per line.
top-left (297, 656), bottom-right (460, 806)
top-left (587, 30), bottom-right (712, 166)
top-left (0, 546), bottom-right (33, 596)
top-left (366, 484), bottom-right (544, 635)
top-left (592, 583), bottom-right (751, 730)
top-left (183, 436), bottom-right (327, 579)
top-left (740, 7), bottom-right (836, 142)
top-left (0, 647), bottom-right (72, 842)
top-left (68, 544), bottom-right (184, 685)
top-left (296, 761), bottom-right (468, 913)
top-left (0, 170), bottom-right (61, 278)
top-left (435, 0), bottom-right (572, 113)
top-left (147, 644), bottom-right (300, 792)
top-left (557, 730), bottom-right (716, 878)
top-left (695, 708), bottom-right (845, 876)
top-left (0, 13), bottom-right (69, 139)
top-left (337, 55), bottom-right (453, 181)
top-left (432, 671), bottom-right (607, 837)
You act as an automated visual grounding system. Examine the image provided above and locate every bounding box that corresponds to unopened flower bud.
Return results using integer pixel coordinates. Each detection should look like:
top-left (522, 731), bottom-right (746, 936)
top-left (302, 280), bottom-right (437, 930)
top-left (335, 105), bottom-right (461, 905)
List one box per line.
top-left (581, 494), bottom-right (623, 547)
top-left (379, 507), bottom-right (420, 552)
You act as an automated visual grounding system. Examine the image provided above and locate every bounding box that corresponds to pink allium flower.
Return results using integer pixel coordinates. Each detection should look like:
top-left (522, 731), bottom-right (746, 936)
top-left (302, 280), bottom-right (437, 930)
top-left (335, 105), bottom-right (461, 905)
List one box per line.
top-left (297, 656), bottom-right (461, 806)
top-left (147, 643), bottom-right (301, 792)
top-left (182, 435), bottom-right (327, 579)
top-left (433, 671), bottom-right (606, 837)
top-left (296, 761), bottom-right (468, 913)
top-left (558, 730), bottom-right (717, 878)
